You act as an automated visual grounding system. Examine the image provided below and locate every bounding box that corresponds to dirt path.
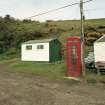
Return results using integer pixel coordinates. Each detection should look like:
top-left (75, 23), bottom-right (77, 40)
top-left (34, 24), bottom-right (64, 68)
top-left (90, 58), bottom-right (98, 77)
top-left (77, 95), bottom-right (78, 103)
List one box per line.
top-left (0, 60), bottom-right (105, 105)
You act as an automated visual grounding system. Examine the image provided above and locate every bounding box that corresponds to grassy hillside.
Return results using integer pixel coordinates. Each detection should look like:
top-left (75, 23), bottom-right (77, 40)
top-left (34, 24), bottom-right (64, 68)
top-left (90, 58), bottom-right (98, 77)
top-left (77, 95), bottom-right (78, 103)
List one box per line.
top-left (1, 16), bottom-right (105, 82)
top-left (0, 15), bottom-right (105, 60)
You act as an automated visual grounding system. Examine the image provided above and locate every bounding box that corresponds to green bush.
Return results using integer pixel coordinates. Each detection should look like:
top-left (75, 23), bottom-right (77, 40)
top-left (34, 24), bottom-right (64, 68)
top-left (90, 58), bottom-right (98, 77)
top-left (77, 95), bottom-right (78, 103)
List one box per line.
top-left (0, 48), bottom-right (20, 60)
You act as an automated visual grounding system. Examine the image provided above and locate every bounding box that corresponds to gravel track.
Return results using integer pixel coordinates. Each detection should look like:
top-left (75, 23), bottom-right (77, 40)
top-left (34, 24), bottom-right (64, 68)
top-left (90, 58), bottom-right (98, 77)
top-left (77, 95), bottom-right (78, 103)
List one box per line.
top-left (0, 60), bottom-right (105, 105)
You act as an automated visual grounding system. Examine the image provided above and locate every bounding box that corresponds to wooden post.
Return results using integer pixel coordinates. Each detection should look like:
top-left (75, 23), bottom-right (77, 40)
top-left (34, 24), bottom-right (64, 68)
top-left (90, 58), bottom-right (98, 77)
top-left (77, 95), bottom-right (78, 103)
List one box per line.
top-left (80, 0), bottom-right (86, 76)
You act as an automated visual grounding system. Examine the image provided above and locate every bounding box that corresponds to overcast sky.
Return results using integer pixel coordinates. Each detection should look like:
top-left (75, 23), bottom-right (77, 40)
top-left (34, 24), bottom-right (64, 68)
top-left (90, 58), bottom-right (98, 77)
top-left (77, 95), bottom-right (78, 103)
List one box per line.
top-left (0, 0), bottom-right (105, 21)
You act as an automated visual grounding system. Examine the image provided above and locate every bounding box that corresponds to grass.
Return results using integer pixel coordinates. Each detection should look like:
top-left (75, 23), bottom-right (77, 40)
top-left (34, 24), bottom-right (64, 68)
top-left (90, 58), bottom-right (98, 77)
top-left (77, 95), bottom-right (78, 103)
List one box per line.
top-left (83, 70), bottom-right (105, 83)
top-left (9, 60), bottom-right (66, 79)
top-left (8, 59), bottom-right (105, 84)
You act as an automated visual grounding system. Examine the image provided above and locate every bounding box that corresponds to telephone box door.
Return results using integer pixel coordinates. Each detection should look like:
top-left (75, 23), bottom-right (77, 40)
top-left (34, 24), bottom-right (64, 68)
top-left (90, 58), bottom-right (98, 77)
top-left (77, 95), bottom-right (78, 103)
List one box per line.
top-left (66, 37), bottom-right (81, 77)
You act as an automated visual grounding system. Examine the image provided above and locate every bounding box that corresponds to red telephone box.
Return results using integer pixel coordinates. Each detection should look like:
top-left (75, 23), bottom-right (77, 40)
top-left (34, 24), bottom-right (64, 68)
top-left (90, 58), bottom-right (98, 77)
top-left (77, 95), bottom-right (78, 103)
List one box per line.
top-left (66, 37), bottom-right (81, 77)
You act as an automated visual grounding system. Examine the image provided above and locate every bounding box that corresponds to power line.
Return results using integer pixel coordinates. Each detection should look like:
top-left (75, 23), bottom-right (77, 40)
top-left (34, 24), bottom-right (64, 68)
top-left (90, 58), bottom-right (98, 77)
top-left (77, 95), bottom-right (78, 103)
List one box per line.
top-left (27, 0), bottom-right (93, 19)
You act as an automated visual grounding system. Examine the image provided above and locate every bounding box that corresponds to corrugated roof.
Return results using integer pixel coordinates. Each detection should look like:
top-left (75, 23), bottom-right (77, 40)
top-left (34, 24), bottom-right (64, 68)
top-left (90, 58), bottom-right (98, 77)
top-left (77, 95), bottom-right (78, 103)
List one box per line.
top-left (22, 38), bottom-right (57, 44)
top-left (95, 34), bottom-right (105, 42)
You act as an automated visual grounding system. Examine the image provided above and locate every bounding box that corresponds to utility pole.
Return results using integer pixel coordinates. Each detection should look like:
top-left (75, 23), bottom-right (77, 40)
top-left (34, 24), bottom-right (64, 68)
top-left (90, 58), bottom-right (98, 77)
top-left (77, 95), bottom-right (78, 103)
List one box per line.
top-left (80, 0), bottom-right (86, 76)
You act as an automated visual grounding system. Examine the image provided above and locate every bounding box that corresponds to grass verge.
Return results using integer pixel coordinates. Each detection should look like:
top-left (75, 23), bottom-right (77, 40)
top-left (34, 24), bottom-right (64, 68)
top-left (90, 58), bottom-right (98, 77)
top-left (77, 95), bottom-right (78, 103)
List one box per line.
top-left (9, 60), bottom-right (66, 80)
top-left (84, 70), bottom-right (105, 84)
top-left (8, 60), bottom-right (105, 83)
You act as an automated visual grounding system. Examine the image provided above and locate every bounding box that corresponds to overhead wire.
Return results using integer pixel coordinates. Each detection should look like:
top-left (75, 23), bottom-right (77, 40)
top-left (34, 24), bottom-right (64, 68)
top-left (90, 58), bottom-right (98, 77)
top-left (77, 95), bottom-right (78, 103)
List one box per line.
top-left (27, 0), bottom-right (93, 19)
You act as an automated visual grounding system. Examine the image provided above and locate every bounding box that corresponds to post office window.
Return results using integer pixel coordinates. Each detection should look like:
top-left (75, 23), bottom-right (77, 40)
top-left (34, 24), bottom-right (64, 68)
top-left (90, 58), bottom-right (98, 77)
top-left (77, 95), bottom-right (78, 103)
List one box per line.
top-left (37, 45), bottom-right (44, 49)
top-left (26, 45), bottom-right (32, 50)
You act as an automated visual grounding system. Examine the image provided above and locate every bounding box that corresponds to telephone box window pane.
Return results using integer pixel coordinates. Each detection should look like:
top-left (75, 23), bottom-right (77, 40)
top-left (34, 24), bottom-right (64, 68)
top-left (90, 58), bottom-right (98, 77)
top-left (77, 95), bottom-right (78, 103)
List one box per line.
top-left (26, 45), bottom-right (32, 50)
top-left (71, 46), bottom-right (76, 65)
top-left (37, 45), bottom-right (44, 49)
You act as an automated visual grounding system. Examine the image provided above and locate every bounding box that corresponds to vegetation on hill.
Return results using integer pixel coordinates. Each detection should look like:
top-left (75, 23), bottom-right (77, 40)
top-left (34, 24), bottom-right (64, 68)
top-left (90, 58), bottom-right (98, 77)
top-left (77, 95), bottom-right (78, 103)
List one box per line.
top-left (0, 15), bottom-right (105, 82)
top-left (0, 15), bottom-right (105, 59)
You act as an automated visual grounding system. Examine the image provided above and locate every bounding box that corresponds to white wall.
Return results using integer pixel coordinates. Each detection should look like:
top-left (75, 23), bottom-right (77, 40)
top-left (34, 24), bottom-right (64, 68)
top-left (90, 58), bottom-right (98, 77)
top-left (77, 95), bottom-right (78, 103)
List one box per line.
top-left (21, 43), bottom-right (49, 61)
top-left (94, 42), bottom-right (105, 62)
